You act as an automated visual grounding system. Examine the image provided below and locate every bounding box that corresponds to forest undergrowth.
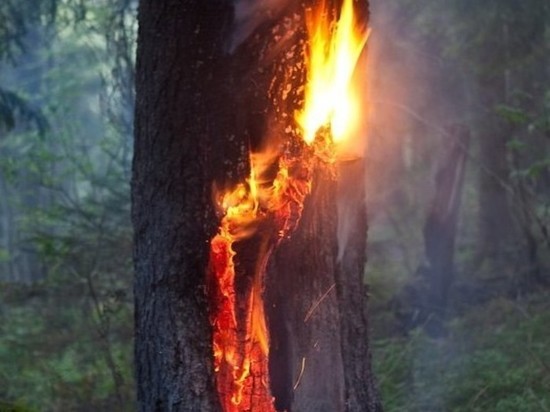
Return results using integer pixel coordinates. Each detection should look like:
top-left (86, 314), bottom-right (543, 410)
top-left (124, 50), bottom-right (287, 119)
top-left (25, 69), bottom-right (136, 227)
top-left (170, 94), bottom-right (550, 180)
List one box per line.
top-left (372, 284), bottom-right (550, 412)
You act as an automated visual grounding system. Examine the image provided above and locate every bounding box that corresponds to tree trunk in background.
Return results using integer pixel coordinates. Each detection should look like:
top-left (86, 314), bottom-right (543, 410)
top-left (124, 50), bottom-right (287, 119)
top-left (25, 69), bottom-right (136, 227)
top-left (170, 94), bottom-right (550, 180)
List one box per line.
top-left (0, 173), bottom-right (16, 282)
top-left (133, 0), bottom-right (381, 410)
top-left (477, 106), bottom-right (515, 268)
top-left (476, 14), bottom-right (518, 272)
top-left (422, 125), bottom-right (469, 335)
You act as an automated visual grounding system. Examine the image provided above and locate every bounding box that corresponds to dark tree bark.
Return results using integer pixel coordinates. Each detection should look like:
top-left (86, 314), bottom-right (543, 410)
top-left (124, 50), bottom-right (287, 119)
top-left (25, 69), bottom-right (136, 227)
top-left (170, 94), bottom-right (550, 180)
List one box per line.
top-left (133, 1), bottom-right (232, 410)
top-left (133, 0), bottom-right (381, 411)
top-left (266, 158), bottom-right (381, 411)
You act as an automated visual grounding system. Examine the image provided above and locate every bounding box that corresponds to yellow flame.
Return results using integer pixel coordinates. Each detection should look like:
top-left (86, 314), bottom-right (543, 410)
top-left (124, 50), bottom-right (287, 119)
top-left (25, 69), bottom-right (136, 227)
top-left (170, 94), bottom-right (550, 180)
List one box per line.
top-left (297, 0), bottom-right (370, 145)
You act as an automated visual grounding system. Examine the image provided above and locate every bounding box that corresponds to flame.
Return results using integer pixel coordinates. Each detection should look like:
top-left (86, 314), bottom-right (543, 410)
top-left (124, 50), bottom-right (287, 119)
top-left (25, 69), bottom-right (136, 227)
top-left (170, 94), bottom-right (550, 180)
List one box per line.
top-left (208, 149), bottom-right (311, 411)
top-left (296, 0), bottom-right (370, 146)
top-left (208, 153), bottom-right (271, 411)
top-left (207, 1), bottom-right (369, 410)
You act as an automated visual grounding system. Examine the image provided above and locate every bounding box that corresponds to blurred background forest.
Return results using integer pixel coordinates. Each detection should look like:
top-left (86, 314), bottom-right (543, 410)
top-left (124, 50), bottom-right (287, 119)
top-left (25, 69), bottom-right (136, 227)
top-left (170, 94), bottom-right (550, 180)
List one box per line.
top-left (0, 0), bottom-right (549, 411)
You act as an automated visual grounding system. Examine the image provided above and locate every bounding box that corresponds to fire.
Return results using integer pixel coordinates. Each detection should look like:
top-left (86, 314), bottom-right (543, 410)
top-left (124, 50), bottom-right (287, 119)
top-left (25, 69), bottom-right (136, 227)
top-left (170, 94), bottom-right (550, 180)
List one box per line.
top-left (296, 0), bottom-right (370, 146)
top-left (208, 151), bottom-right (311, 411)
top-left (208, 154), bottom-right (271, 411)
top-left (207, 0), bottom-right (369, 410)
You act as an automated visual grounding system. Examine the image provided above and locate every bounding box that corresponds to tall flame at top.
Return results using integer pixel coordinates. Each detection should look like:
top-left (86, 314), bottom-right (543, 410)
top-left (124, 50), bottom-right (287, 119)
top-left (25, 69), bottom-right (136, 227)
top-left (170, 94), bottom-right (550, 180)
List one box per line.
top-left (296, 0), bottom-right (370, 145)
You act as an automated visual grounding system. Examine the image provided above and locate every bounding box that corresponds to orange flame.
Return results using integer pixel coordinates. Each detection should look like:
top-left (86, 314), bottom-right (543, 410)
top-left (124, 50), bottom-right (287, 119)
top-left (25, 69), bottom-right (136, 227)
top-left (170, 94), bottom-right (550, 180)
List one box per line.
top-left (208, 150), bottom-right (311, 411)
top-left (208, 153), bottom-right (271, 411)
top-left (296, 0), bottom-right (370, 146)
top-left (207, 1), bottom-right (369, 410)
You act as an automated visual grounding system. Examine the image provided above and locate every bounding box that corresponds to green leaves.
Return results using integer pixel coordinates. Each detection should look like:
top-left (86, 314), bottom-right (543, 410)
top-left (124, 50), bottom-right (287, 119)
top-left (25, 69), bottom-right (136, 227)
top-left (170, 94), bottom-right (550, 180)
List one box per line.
top-left (496, 105), bottom-right (530, 126)
top-left (0, 1), bottom-right (135, 410)
top-left (374, 296), bottom-right (550, 412)
top-left (511, 159), bottom-right (550, 180)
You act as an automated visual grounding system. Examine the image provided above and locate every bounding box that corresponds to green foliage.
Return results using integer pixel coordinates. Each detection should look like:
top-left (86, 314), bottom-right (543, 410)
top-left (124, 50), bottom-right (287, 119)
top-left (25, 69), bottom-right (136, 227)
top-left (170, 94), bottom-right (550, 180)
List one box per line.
top-left (496, 106), bottom-right (530, 127)
top-left (0, 401), bottom-right (34, 412)
top-left (0, 0), bottom-right (135, 410)
top-left (0, 282), bottom-right (134, 411)
top-left (0, 0), bottom-right (56, 62)
top-left (374, 295), bottom-right (550, 412)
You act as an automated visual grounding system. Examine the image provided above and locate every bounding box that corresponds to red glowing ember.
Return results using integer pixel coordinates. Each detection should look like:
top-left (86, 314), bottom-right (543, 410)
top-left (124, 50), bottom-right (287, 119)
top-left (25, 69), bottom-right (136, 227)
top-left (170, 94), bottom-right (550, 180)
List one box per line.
top-left (207, 0), bottom-right (369, 410)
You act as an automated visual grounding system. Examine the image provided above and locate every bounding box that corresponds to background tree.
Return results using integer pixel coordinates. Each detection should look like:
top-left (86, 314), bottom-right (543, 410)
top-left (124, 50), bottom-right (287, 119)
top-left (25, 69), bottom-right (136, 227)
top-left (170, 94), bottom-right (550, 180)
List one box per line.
top-left (366, 0), bottom-right (550, 409)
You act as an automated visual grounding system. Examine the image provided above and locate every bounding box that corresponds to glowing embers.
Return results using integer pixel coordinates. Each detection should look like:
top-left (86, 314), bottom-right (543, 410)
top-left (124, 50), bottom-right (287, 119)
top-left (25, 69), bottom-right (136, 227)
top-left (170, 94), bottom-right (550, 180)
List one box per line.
top-left (296, 0), bottom-right (370, 147)
top-left (208, 0), bottom-right (369, 409)
top-left (209, 230), bottom-right (273, 411)
top-left (208, 151), bottom-right (311, 411)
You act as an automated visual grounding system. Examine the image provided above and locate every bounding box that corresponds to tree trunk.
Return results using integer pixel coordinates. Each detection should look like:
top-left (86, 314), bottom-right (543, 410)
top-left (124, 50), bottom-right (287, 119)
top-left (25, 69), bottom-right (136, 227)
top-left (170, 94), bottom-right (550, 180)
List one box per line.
top-left (133, 0), bottom-right (381, 411)
top-left (422, 125), bottom-right (470, 335)
top-left (477, 111), bottom-right (515, 265)
top-left (132, 1), bottom-right (231, 410)
top-left (266, 158), bottom-right (381, 411)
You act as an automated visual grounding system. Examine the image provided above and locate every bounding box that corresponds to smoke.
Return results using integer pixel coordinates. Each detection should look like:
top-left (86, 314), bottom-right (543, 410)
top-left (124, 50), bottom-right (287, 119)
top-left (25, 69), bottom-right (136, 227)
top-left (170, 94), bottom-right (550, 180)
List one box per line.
top-left (228, 0), bottom-right (294, 52)
top-left (362, 0), bottom-right (475, 404)
top-left (337, 159), bottom-right (367, 262)
top-left (336, 0), bottom-right (461, 260)
top-left (336, 43), bottom-right (370, 262)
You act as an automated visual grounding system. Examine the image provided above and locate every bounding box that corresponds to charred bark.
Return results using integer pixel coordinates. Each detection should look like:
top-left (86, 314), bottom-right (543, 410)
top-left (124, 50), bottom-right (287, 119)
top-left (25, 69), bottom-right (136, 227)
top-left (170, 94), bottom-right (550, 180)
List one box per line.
top-left (266, 158), bottom-right (382, 411)
top-left (267, 163), bottom-right (346, 412)
top-left (133, 1), bottom-right (232, 410)
top-left (336, 159), bottom-right (382, 411)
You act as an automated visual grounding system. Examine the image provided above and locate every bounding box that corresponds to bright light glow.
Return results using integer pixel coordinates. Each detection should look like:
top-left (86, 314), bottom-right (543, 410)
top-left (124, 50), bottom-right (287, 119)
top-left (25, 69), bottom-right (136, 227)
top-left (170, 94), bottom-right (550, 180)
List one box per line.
top-left (208, 1), bottom-right (370, 410)
top-left (297, 0), bottom-right (370, 145)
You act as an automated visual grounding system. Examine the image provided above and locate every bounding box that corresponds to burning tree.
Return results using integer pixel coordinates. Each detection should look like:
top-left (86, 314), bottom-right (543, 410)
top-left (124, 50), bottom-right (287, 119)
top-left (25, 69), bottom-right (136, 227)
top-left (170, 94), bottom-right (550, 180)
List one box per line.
top-left (133, 0), bottom-right (382, 410)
